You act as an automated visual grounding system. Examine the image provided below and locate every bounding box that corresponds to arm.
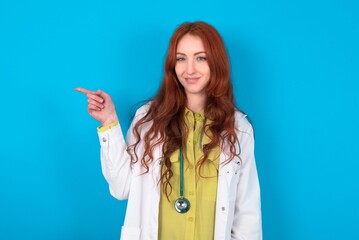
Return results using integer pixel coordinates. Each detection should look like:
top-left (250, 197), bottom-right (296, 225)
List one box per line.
top-left (76, 87), bottom-right (133, 200)
top-left (232, 121), bottom-right (262, 240)
top-left (98, 119), bottom-right (136, 200)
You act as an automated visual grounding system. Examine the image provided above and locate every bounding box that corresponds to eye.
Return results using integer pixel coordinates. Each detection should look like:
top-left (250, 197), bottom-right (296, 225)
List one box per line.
top-left (176, 57), bottom-right (185, 62)
top-left (196, 56), bottom-right (207, 61)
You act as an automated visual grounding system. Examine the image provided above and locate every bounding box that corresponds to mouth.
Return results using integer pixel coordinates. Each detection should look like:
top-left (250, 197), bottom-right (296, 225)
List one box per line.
top-left (185, 77), bottom-right (200, 84)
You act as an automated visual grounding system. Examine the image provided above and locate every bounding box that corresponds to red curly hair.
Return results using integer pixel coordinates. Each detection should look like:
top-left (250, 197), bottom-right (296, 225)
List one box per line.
top-left (129, 21), bottom-right (238, 198)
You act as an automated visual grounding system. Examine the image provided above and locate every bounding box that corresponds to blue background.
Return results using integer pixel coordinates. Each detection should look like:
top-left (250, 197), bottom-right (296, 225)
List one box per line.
top-left (1, 0), bottom-right (358, 239)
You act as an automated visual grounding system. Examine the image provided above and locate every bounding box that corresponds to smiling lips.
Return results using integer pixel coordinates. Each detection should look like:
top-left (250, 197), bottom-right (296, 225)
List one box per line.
top-left (185, 77), bottom-right (201, 84)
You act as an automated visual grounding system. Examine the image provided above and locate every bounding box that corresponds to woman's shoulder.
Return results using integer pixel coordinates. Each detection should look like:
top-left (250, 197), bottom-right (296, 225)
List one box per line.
top-left (234, 109), bottom-right (254, 136)
top-left (135, 102), bottom-right (151, 115)
top-left (131, 101), bottom-right (153, 122)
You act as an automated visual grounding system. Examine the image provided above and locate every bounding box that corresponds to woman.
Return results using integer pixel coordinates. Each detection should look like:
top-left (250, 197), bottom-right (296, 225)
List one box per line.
top-left (76, 21), bottom-right (262, 240)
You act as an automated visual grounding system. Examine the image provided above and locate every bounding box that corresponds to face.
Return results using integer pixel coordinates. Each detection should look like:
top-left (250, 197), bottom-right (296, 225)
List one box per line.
top-left (175, 34), bottom-right (211, 98)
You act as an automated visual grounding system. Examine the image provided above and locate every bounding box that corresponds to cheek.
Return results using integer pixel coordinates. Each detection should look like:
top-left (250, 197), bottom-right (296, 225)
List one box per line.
top-left (174, 66), bottom-right (180, 78)
top-left (175, 64), bottom-right (183, 77)
top-left (199, 63), bottom-right (210, 75)
top-left (203, 66), bottom-right (211, 79)
top-left (174, 66), bottom-right (184, 85)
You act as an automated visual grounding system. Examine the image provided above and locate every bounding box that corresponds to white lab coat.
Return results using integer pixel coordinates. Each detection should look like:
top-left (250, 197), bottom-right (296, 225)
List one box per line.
top-left (98, 103), bottom-right (262, 240)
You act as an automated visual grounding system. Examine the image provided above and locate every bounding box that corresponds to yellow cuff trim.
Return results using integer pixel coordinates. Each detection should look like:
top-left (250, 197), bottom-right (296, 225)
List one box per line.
top-left (97, 121), bottom-right (119, 133)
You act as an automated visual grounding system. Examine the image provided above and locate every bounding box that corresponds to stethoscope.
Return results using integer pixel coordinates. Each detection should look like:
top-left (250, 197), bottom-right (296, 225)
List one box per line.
top-left (174, 117), bottom-right (208, 214)
top-left (173, 116), bottom-right (243, 213)
top-left (174, 146), bottom-right (191, 213)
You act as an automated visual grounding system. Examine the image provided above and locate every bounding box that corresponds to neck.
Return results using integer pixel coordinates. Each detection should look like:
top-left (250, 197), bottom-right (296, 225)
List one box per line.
top-left (186, 93), bottom-right (206, 113)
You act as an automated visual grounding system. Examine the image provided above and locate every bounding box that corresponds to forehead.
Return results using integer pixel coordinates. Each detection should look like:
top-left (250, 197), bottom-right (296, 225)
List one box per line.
top-left (176, 34), bottom-right (205, 53)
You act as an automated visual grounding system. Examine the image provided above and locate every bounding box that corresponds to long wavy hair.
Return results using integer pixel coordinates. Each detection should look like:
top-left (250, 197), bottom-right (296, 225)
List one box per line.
top-left (128, 21), bottom-right (238, 198)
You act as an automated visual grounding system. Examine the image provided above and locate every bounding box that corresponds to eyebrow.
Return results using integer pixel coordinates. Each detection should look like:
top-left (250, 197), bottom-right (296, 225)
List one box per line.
top-left (176, 51), bottom-right (207, 56)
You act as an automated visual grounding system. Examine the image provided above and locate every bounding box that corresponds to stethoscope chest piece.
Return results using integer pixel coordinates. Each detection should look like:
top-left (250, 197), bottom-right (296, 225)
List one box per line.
top-left (174, 197), bottom-right (190, 213)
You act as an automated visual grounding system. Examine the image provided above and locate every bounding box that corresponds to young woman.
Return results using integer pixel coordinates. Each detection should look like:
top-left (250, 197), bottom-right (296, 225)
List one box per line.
top-left (77, 21), bottom-right (262, 240)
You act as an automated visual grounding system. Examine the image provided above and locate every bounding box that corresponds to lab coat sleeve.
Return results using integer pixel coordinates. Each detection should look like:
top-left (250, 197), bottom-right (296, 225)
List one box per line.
top-left (97, 108), bottom-right (144, 200)
top-left (231, 121), bottom-right (262, 240)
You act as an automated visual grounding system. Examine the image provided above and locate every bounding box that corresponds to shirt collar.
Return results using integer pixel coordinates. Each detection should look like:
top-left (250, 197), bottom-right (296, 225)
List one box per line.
top-left (184, 107), bottom-right (205, 122)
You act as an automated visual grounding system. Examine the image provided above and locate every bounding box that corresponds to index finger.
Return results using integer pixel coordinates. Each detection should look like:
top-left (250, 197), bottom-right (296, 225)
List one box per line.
top-left (75, 87), bottom-right (92, 95)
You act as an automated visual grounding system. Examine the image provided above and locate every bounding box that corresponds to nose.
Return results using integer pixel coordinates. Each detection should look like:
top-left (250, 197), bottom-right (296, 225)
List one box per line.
top-left (186, 59), bottom-right (196, 74)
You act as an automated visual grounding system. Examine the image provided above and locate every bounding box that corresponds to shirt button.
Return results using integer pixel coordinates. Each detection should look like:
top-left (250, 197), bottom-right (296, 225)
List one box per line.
top-left (221, 207), bottom-right (226, 211)
top-left (102, 137), bottom-right (107, 142)
top-left (193, 140), bottom-right (197, 144)
top-left (188, 217), bottom-right (193, 222)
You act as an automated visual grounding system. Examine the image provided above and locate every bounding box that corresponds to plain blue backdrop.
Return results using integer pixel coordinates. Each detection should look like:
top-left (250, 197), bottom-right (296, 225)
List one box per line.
top-left (1, 0), bottom-right (358, 239)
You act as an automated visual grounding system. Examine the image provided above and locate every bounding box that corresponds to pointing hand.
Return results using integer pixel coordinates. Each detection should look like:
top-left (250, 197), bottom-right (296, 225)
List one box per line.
top-left (75, 87), bottom-right (119, 126)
